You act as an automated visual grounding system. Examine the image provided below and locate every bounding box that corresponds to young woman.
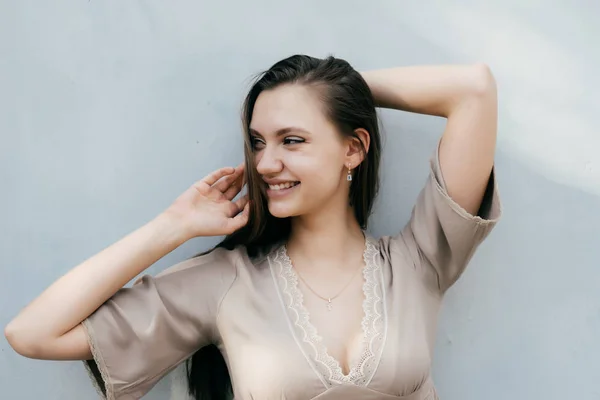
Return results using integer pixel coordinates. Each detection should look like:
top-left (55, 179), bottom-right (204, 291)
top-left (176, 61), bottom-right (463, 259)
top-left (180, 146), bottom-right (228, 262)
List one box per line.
top-left (5, 55), bottom-right (501, 400)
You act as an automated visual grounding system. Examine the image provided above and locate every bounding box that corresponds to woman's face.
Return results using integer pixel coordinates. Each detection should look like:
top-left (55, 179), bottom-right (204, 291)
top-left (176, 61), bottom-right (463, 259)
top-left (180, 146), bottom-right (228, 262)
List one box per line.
top-left (249, 84), bottom-right (352, 219)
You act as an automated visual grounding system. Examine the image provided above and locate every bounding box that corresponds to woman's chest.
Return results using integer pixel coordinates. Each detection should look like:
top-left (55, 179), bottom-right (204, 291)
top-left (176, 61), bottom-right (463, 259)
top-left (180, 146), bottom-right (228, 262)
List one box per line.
top-left (216, 255), bottom-right (439, 399)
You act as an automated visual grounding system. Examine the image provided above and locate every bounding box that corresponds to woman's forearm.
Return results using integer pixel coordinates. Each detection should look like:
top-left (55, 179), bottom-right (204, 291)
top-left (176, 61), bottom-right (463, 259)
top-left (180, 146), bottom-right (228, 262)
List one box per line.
top-left (4, 213), bottom-right (188, 356)
top-left (361, 63), bottom-right (495, 117)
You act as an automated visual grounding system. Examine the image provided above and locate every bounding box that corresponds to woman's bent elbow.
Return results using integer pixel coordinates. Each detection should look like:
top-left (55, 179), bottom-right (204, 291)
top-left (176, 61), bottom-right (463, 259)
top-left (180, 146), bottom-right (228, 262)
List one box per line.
top-left (4, 322), bottom-right (43, 358)
top-left (5, 322), bottom-right (92, 360)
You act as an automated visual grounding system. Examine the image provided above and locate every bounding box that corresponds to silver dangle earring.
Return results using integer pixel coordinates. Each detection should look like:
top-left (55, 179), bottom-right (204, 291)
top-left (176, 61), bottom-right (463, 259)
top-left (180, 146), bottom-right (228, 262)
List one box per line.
top-left (346, 164), bottom-right (352, 181)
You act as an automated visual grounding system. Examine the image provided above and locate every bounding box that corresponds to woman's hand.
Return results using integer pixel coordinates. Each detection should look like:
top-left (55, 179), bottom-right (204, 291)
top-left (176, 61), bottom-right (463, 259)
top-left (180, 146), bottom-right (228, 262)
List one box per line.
top-left (4, 163), bottom-right (250, 360)
top-left (163, 164), bottom-right (249, 240)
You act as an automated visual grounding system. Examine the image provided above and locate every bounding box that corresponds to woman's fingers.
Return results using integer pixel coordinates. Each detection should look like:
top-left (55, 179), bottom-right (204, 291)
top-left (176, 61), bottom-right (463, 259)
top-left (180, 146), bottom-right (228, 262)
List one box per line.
top-left (233, 195), bottom-right (249, 212)
top-left (214, 164), bottom-right (244, 194)
top-left (226, 200), bottom-right (250, 233)
top-left (227, 195), bottom-right (248, 217)
top-left (224, 171), bottom-right (245, 200)
top-left (201, 167), bottom-right (236, 187)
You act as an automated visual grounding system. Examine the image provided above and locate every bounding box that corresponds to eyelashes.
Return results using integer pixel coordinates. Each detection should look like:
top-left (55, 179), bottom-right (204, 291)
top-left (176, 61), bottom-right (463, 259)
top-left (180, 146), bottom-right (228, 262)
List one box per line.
top-left (250, 136), bottom-right (305, 150)
top-left (283, 137), bottom-right (304, 145)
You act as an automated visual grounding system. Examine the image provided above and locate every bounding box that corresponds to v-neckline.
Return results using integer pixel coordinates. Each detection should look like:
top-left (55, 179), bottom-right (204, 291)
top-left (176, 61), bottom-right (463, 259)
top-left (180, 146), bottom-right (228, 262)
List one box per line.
top-left (268, 235), bottom-right (388, 388)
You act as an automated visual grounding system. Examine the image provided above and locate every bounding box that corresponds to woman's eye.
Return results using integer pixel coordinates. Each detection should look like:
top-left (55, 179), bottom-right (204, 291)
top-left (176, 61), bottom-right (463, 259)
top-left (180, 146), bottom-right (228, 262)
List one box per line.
top-left (283, 137), bottom-right (304, 145)
top-left (251, 137), bottom-right (265, 149)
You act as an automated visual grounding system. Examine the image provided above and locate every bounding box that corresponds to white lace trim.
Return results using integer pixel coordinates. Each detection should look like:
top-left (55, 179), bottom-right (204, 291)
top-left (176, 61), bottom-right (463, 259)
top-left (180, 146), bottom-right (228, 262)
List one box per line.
top-left (82, 318), bottom-right (113, 399)
top-left (270, 236), bottom-right (386, 387)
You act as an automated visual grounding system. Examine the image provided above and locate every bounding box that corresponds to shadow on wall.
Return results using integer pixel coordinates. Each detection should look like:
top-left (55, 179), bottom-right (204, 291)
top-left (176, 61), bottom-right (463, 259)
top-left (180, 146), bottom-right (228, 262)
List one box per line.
top-left (371, 112), bottom-right (600, 400)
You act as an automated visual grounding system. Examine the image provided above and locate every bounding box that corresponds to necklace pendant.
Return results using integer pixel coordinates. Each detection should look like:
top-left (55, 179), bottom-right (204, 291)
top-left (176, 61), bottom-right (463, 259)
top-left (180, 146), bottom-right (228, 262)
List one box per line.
top-left (327, 298), bottom-right (332, 311)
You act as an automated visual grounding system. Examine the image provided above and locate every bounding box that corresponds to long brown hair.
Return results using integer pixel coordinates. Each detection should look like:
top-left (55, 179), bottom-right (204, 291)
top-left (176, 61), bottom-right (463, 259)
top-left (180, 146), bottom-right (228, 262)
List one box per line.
top-left (185, 54), bottom-right (382, 400)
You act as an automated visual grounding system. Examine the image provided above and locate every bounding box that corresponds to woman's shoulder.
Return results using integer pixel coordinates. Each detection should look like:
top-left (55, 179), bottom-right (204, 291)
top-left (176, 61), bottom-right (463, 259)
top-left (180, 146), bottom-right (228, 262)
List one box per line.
top-left (183, 241), bottom-right (284, 274)
top-left (153, 245), bottom-right (245, 281)
top-left (368, 232), bottom-right (421, 273)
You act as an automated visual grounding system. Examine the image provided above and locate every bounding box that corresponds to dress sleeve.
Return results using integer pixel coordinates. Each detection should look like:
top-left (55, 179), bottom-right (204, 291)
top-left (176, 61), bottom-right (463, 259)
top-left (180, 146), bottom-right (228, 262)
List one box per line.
top-left (81, 246), bottom-right (239, 400)
top-left (395, 141), bottom-right (502, 294)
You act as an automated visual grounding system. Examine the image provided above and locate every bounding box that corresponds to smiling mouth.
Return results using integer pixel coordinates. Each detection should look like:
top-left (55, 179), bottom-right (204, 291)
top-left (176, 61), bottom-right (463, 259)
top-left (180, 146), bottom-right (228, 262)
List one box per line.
top-left (267, 181), bottom-right (300, 191)
top-left (265, 181), bottom-right (301, 198)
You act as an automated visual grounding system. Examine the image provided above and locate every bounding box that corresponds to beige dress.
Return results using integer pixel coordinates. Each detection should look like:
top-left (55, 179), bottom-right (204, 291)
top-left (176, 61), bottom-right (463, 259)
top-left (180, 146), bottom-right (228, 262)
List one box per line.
top-left (82, 144), bottom-right (502, 400)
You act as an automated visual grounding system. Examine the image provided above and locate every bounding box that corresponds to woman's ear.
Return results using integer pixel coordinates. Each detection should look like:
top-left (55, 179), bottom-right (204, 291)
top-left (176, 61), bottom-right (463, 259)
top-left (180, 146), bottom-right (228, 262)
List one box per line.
top-left (345, 128), bottom-right (370, 167)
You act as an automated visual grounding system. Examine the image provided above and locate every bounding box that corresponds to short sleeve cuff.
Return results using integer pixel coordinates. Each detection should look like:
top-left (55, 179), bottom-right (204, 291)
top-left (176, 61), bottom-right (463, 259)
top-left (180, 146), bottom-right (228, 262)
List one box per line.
top-left (430, 139), bottom-right (502, 225)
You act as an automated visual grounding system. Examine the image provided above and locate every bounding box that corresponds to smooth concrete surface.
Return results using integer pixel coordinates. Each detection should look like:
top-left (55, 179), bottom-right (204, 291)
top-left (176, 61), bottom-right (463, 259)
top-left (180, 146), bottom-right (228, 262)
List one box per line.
top-left (2, 1), bottom-right (598, 399)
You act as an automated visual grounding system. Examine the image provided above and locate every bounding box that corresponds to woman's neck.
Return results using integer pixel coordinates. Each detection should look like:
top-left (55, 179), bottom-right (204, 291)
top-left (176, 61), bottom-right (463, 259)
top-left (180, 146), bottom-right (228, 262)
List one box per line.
top-left (287, 205), bottom-right (365, 272)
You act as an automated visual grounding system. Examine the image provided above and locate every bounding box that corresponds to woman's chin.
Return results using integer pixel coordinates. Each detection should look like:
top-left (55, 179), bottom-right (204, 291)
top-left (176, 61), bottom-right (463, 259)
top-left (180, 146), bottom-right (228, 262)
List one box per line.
top-left (267, 202), bottom-right (300, 219)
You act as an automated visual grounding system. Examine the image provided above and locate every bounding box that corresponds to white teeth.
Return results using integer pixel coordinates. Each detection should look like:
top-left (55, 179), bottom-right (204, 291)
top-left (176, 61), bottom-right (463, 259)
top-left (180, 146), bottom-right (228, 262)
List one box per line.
top-left (268, 182), bottom-right (299, 191)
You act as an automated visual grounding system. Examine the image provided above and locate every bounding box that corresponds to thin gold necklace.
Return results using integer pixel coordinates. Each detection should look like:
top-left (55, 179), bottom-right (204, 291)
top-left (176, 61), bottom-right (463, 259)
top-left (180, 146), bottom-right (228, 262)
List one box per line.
top-left (293, 259), bottom-right (364, 311)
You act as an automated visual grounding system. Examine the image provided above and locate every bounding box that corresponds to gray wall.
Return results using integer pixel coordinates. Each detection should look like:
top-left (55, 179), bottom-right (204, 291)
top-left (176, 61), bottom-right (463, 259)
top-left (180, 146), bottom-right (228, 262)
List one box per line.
top-left (2, 1), bottom-right (599, 399)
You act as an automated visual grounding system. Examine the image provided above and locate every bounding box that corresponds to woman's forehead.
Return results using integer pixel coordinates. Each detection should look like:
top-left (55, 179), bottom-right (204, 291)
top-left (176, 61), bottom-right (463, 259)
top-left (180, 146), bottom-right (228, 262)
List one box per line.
top-left (250, 85), bottom-right (329, 135)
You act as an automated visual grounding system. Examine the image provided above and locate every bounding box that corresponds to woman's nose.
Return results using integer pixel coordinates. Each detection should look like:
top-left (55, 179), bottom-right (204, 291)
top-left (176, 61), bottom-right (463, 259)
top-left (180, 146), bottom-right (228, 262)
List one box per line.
top-left (256, 146), bottom-right (283, 176)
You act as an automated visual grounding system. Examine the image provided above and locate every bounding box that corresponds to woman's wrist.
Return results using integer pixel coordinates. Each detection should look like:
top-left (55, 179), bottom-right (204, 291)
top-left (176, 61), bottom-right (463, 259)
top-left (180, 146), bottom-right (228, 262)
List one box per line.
top-left (151, 211), bottom-right (193, 248)
top-left (361, 64), bottom-right (494, 117)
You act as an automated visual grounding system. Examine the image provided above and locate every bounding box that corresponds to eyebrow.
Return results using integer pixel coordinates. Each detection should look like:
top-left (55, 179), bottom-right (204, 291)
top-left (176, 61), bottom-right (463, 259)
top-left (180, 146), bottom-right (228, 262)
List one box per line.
top-left (249, 127), bottom-right (312, 137)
